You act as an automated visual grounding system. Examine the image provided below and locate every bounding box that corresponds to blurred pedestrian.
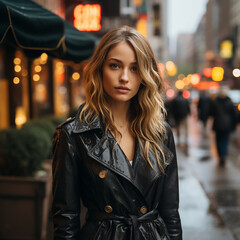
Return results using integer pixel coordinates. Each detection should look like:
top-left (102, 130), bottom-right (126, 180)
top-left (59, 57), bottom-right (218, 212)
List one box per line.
top-left (208, 86), bottom-right (238, 166)
top-left (171, 90), bottom-right (191, 146)
top-left (165, 97), bottom-right (176, 128)
top-left (52, 26), bottom-right (182, 239)
top-left (197, 90), bottom-right (211, 135)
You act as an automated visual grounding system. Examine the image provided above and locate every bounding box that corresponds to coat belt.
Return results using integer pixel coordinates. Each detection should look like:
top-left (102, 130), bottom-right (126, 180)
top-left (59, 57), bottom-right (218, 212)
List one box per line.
top-left (88, 209), bottom-right (159, 240)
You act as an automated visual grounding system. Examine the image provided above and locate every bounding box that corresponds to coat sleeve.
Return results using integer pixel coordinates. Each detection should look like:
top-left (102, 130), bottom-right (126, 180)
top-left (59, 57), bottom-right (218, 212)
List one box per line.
top-left (158, 125), bottom-right (182, 240)
top-left (52, 126), bottom-right (81, 240)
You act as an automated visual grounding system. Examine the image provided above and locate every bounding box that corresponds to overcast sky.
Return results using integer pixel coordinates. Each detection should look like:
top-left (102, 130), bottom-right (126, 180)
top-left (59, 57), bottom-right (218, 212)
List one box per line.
top-left (168, 0), bottom-right (208, 55)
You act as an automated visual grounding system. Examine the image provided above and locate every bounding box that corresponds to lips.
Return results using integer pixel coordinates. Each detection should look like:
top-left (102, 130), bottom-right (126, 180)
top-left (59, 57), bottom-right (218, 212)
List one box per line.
top-left (115, 86), bottom-right (130, 90)
top-left (115, 86), bottom-right (130, 93)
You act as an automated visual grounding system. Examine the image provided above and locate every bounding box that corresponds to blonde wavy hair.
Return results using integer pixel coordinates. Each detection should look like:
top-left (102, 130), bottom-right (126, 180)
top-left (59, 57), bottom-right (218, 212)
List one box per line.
top-left (80, 26), bottom-right (167, 172)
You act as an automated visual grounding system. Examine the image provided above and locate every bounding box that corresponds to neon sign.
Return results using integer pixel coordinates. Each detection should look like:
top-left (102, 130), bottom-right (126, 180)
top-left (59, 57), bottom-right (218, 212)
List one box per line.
top-left (73, 4), bottom-right (101, 31)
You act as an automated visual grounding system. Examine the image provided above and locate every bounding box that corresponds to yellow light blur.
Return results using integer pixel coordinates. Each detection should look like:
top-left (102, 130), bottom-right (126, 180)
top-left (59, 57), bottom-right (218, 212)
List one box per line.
top-left (33, 74), bottom-right (40, 81)
top-left (212, 67), bottom-right (224, 81)
top-left (220, 40), bottom-right (233, 58)
top-left (233, 68), bottom-right (240, 78)
top-left (14, 65), bottom-right (21, 72)
top-left (238, 104), bottom-right (240, 112)
top-left (175, 80), bottom-right (184, 89)
top-left (15, 107), bottom-right (27, 129)
top-left (13, 77), bottom-right (20, 84)
top-left (186, 74), bottom-right (192, 84)
top-left (72, 72), bottom-right (80, 80)
top-left (41, 53), bottom-right (48, 61)
top-left (13, 57), bottom-right (21, 65)
top-left (56, 61), bottom-right (65, 74)
top-left (166, 61), bottom-right (177, 76)
top-left (183, 77), bottom-right (191, 86)
top-left (56, 62), bottom-right (64, 68)
top-left (136, 18), bottom-right (147, 38)
top-left (35, 84), bottom-right (47, 102)
top-left (35, 65), bottom-right (42, 73)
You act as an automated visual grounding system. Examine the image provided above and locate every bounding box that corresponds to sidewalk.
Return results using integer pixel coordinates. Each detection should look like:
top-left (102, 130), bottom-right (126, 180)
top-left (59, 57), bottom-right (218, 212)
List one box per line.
top-left (176, 117), bottom-right (240, 240)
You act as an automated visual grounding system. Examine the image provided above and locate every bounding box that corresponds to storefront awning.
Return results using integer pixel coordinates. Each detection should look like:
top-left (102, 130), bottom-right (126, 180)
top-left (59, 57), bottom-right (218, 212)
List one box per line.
top-left (0, 0), bottom-right (98, 62)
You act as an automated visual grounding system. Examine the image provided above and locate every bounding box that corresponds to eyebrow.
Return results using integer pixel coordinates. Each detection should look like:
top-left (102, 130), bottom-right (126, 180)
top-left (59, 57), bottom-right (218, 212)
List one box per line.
top-left (107, 58), bottom-right (137, 65)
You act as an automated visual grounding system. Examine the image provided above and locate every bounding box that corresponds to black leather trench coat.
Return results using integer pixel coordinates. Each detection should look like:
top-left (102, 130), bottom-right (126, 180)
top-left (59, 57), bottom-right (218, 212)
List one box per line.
top-left (52, 108), bottom-right (182, 240)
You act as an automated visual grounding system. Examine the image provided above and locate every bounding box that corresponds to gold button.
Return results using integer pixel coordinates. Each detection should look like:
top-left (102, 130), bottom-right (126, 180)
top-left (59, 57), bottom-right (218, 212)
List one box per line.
top-left (104, 205), bottom-right (113, 213)
top-left (99, 170), bottom-right (107, 179)
top-left (140, 206), bottom-right (148, 214)
top-left (85, 138), bottom-right (91, 145)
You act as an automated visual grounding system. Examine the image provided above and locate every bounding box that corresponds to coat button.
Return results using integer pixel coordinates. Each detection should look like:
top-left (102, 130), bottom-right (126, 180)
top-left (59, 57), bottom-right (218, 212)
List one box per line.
top-left (104, 205), bottom-right (113, 213)
top-left (140, 206), bottom-right (148, 214)
top-left (85, 138), bottom-right (91, 145)
top-left (99, 170), bottom-right (107, 179)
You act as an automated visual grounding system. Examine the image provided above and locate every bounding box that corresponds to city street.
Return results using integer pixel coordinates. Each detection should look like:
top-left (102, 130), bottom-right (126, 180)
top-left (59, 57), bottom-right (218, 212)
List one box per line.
top-left (176, 114), bottom-right (240, 240)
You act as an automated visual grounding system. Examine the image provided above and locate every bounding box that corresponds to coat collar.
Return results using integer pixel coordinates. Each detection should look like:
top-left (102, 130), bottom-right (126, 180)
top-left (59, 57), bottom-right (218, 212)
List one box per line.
top-left (72, 104), bottom-right (104, 134)
top-left (71, 104), bottom-right (174, 196)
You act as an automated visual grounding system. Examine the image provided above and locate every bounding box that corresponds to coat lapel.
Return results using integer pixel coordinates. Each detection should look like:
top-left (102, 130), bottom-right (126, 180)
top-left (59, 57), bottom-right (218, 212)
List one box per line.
top-left (88, 132), bottom-right (135, 183)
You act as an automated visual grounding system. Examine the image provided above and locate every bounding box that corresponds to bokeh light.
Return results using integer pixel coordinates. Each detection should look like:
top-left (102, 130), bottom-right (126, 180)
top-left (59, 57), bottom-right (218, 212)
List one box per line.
top-left (212, 67), bottom-right (224, 81)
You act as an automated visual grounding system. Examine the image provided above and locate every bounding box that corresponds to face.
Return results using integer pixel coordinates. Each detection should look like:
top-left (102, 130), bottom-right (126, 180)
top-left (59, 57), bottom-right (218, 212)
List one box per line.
top-left (102, 41), bottom-right (141, 105)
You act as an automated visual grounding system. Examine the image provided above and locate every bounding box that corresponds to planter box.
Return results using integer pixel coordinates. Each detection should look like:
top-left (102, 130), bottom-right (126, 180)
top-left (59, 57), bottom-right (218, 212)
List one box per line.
top-left (0, 163), bottom-right (52, 240)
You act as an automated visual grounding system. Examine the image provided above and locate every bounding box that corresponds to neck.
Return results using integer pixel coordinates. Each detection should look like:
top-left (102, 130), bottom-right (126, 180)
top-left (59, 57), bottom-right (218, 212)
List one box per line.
top-left (109, 101), bottom-right (131, 127)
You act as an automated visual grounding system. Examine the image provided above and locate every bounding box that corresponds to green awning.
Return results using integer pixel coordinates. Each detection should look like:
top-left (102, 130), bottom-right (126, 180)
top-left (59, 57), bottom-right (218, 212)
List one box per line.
top-left (0, 0), bottom-right (98, 62)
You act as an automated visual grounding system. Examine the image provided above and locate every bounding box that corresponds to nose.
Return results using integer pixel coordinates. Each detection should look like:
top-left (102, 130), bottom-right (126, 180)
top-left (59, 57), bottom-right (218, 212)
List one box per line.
top-left (120, 68), bottom-right (129, 83)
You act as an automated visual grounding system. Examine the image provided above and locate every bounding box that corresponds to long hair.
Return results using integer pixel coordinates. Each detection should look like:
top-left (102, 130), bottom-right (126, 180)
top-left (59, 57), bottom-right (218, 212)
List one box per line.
top-left (80, 26), bottom-right (167, 173)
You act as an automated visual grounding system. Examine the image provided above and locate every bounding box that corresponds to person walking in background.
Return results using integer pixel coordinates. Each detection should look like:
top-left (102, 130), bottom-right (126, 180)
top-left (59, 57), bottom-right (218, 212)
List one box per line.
top-left (52, 26), bottom-right (182, 239)
top-left (171, 90), bottom-right (190, 146)
top-left (208, 86), bottom-right (238, 166)
top-left (197, 90), bottom-right (211, 136)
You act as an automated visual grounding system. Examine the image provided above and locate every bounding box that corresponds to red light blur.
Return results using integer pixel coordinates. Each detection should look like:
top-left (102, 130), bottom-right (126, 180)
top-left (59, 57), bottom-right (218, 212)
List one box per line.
top-left (166, 89), bottom-right (175, 98)
top-left (182, 90), bottom-right (190, 99)
top-left (195, 81), bottom-right (219, 90)
top-left (203, 68), bottom-right (213, 78)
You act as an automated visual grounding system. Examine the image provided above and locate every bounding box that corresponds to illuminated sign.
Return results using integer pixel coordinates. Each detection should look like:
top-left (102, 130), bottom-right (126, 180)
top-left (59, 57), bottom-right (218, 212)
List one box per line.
top-left (73, 4), bottom-right (101, 31)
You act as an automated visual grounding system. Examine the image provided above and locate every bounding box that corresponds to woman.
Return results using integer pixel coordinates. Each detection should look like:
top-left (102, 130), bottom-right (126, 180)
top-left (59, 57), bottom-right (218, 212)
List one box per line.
top-left (52, 26), bottom-right (182, 240)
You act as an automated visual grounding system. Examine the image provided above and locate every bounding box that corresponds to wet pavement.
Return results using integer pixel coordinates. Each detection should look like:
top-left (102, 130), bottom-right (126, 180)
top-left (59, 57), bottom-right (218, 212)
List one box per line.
top-left (175, 116), bottom-right (240, 240)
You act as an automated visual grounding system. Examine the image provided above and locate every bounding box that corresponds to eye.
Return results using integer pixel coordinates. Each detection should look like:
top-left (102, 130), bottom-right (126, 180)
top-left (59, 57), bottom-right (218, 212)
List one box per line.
top-left (110, 63), bottom-right (119, 69)
top-left (131, 66), bottom-right (138, 72)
